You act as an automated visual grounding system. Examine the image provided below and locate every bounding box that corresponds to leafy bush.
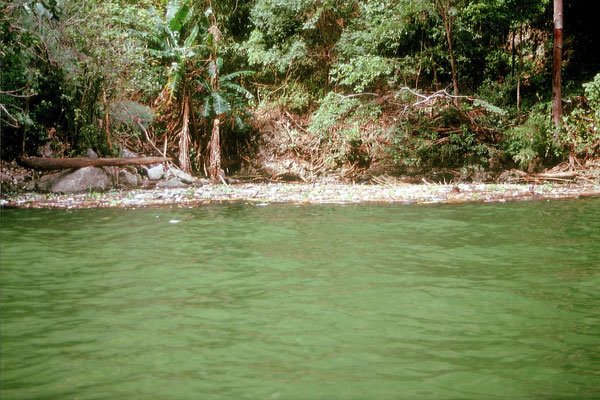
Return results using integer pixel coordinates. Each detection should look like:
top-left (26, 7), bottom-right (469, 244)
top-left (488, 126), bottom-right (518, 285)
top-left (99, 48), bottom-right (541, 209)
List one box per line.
top-left (583, 73), bottom-right (600, 117)
top-left (308, 93), bottom-right (361, 140)
top-left (275, 82), bottom-right (314, 113)
top-left (561, 73), bottom-right (600, 158)
top-left (331, 56), bottom-right (397, 92)
top-left (382, 104), bottom-right (506, 171)
top-left (504, 110), bottom-right (562, 170)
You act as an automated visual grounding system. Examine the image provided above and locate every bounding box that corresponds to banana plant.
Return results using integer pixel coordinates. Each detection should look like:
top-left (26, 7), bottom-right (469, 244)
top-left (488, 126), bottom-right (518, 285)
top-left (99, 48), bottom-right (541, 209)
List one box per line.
top-left (148, 0), bottom-right (207, 173)
top-left (199, 56), bottom-right (253, 183)
top-left (198, 14), bottom-right (254, 183)
top-left (199, 57), bottom-right (253, 127)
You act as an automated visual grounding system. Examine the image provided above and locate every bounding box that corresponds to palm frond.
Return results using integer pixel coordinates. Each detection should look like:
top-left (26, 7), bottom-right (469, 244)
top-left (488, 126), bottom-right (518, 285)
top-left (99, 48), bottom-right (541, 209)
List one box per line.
top-left (197, 77), bottom-right (211, 92)
top-left (148, 49), bottom-right (173, 59)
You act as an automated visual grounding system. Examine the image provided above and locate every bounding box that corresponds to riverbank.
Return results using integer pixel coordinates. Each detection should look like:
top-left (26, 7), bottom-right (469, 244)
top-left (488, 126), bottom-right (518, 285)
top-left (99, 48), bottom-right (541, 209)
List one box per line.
top-left (2, 181), bottom-right (599, 209)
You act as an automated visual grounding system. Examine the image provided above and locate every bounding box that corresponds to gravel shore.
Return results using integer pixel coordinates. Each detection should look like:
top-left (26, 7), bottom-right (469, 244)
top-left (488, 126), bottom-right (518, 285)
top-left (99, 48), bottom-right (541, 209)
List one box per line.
top-left (2, 182), bottom-right (599, 209)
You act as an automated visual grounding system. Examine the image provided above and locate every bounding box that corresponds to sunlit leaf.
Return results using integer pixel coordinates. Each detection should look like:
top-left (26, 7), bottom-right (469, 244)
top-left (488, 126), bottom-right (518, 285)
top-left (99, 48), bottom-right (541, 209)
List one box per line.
top-left (184, 25), bottom-right (199, 47)
top-left (234, 114), bottom-right (245, 130)
top-left (211, 92), bottom-right (231, 115)
top-left (170, 4), bottom-right (190, 32)
top-left (202, 95), bottom-right (211, 117)
top-left (221, 82), bottom-right (254, 99)
top-left (166, 0), bottom-right (180, 26)
top-left (219, 70), bottom-right (254, 82)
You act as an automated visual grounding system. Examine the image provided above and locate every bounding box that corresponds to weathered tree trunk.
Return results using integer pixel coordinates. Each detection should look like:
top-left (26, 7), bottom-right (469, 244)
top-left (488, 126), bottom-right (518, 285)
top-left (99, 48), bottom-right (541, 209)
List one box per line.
top-left (517, 26), bottom-right (523, 113)
top-left (208, 118), bottom-right (225, 184)
top-left (552, 0), bottom-right (563, 126)
top-left (18, 156), bottom-right (170, 170)
top-left (178, 98), bottom-right (192, 174)
top-left (102, 89), bottom-right (112, 151)
top-left (511, 30), bottom-right (516, 77)
top-left (436, 0), bottom-right (459, 106)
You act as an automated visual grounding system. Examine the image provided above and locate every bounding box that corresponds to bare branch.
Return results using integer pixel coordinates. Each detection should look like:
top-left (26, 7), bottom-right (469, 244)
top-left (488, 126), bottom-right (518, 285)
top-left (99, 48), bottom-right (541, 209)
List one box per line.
top-left (395, 87), bottom-right (475, 108)
top-left (0, 104), bottom-right (20, 127)
top-left (0, 87), bottom-right (35, 98)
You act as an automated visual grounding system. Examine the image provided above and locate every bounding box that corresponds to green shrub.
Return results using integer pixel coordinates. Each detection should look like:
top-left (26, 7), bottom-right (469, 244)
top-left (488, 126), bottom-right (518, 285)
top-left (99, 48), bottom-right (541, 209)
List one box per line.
top-left (504, 110), bottom-right (563, 169)
top-left (583, 73), bottom-right (600, 107)
top-left (276, 83), bottom-right (314, 113)
top-left (561, 73), bottom-right (600, 158)
top-left (383, 105), bottom-right (503, 170)
top-left (308, 93), bottom-right (360, 140)
top-left (330, 56), bottom-right (397, 93)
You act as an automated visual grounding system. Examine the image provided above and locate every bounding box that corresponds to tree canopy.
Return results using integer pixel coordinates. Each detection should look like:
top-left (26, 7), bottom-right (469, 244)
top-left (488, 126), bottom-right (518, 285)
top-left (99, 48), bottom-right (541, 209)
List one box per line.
top-left (1, 0), bottom-right (598, 176)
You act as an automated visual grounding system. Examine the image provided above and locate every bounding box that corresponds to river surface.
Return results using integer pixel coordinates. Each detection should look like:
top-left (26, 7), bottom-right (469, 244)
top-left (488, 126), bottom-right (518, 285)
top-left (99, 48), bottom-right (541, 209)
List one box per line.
top-left (1, 200), bottom-right (599, 399)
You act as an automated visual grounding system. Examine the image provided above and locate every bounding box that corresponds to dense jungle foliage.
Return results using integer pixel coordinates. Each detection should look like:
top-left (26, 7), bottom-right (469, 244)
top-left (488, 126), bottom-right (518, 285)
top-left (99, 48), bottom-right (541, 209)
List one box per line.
top-left (1, 0), bottom-right (599, 179)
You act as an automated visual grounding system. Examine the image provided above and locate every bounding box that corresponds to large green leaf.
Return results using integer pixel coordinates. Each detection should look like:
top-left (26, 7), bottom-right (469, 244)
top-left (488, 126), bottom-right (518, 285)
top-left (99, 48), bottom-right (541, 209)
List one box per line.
top-left (184, 25), bottom-right (199, 48)
top-left (166, 62), bottom-right (183, 99)
top-left (169, 3), bottom-right (190, 32)
top-left (234, 114), bottom-right (245, 130)
top-left (202, 95), bottom-right (212, 117)
top-left (221, 82), bottom-right (254, 100)
top-left (211, 92), bottom-right (231, 115)
top-left (219, 70), bottom-right (254, 82)
top-left (166, 0), bottom-right (180, 26)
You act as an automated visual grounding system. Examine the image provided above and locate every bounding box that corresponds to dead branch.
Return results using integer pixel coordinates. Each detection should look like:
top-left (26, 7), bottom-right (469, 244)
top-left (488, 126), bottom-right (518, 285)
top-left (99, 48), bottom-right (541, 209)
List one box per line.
top-left (396, 87), bottom-right (476, 108)
top-left (138, 120), bottom-right (166, 157)
top-left (0, 104), bottom-right (20, 127)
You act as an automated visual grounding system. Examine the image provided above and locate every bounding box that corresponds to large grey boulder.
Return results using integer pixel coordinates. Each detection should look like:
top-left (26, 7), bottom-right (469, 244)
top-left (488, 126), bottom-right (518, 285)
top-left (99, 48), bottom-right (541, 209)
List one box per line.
top-left (50, 167), bottom-right (111, 193)
top-left (165, 168), bottom-right (196, 184)
top-left (118, 169), bottom-right (139, 187)
top-left (146, 164), bottom-right (164, 180)
top-left (36, 170), bottom-right (73, 192)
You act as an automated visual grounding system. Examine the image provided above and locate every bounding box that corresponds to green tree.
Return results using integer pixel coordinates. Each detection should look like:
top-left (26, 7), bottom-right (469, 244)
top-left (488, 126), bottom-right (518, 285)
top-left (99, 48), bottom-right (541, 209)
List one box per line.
top-left (199, 9), bottom-right (253, 183)
top-left (1, 0), bottom-right (161, 159)
top-left (243, 0), bottom-right (356, 104)
top-left (149, 0), bottom-right (205, 173)
top-left (200, 59), bottom-right (253, 182)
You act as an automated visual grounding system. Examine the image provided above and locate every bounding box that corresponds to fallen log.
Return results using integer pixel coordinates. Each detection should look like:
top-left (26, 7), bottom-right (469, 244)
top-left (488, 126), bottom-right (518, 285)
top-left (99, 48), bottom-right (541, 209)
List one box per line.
top-left (18, 156), bottom-right (171, 170)
top-left (531, 171), bottom-right (578, 179)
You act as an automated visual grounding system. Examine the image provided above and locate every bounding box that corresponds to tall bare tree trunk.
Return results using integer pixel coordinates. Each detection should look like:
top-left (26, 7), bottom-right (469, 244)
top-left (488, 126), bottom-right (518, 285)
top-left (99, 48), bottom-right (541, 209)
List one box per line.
top-left (178, 98), bottom-right (192, 174)
top-left (552, 0), bottom-right (563, 127)
top-left (102, 89), bottom-right (112, 151)
top-left (208, 118), bottom-right (224, 183)
top-left (511, 30), bottom-right (516, 77)
top-left (517, 26), bottom-right (523, 113)
top-left (436, 0), bottom-right (459, 106)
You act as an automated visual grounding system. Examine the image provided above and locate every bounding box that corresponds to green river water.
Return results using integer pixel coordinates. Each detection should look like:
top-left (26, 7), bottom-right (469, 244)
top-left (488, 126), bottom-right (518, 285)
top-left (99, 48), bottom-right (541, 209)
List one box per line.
top-left (1, 199), bottom-right (599, 399)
